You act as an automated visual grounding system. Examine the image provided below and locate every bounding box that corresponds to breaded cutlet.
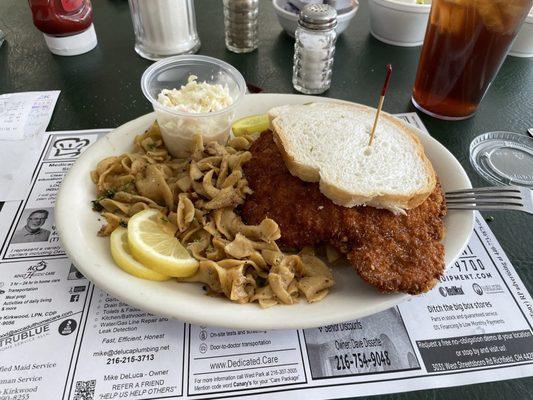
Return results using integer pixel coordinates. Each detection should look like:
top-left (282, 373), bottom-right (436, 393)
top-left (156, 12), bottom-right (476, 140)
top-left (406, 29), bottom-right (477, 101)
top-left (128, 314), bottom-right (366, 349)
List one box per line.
top-left (241, 131), bottom-right (447, 295)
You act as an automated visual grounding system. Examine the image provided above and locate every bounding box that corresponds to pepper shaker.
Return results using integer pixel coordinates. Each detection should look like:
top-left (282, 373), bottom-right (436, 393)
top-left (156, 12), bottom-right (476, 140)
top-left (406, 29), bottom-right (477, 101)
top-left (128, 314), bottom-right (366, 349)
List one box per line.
top-left (292, 4), bottom-right (337, 94)
top-left (223, 0), bottom-right (259, 53)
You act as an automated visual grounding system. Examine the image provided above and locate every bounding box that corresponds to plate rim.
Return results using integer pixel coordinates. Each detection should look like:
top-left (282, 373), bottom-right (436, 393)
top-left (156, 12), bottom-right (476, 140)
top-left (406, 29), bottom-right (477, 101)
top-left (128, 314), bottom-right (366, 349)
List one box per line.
top-left (56, 93), bottom-right (474, 329)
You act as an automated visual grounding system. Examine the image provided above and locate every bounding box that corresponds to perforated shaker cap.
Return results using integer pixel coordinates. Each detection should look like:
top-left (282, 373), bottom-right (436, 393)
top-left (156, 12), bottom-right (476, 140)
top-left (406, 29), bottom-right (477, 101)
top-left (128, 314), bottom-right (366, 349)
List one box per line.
top-left (298, 4), bottom-right (338, 30)
top-left (470, 131), bottom-right (533, 188)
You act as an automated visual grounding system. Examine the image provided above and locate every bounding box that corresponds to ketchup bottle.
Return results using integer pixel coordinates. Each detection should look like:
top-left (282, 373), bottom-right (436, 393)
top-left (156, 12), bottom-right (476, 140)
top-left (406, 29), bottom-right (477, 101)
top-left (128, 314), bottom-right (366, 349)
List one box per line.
top-left (28, 0), bottom-right (97, 56)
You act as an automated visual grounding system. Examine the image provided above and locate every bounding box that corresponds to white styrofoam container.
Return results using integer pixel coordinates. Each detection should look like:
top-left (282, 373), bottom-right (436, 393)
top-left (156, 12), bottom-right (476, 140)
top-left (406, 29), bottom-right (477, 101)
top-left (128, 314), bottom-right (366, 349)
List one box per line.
top-left (509, 11), bottom-right (533, 58)
top-left (368, 0), bottom-right (430, 47)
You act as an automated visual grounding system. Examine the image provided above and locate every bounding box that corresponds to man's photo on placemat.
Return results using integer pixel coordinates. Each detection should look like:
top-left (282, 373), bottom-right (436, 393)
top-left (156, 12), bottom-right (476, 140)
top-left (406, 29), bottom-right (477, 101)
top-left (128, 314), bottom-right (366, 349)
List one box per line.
top-left (11, 208), bottom-right (53, 244)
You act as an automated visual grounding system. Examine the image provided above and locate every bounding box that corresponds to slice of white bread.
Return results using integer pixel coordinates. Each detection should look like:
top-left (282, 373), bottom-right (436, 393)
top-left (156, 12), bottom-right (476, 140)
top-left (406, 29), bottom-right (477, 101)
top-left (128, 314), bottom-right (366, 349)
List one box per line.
top-left (268, 102), bottom-right (437, 214)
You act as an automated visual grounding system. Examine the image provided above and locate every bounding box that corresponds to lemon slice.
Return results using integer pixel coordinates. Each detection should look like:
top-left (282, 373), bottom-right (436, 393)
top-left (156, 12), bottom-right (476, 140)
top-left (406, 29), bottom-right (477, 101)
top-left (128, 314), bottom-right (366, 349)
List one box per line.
top-left (127, 209), bottom-right (199, 277)
top-left (232, 114), bottom-right (269, 136)
top-left (110, 227), bottom-right (170, 281)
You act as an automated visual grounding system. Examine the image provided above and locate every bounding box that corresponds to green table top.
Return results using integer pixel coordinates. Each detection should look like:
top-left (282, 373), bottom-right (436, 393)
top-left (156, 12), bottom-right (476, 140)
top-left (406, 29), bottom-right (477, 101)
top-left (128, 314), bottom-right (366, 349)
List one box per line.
top-left (1, 0), bottom-right (532, 398)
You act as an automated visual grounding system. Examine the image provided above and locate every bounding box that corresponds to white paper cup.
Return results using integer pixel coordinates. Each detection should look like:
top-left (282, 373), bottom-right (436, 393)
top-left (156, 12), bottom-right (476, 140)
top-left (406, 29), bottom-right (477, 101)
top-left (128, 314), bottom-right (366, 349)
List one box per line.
top-left (368, 0), bottom-right (430, 47)
top-left (509, 12), bottom-right (533, 58)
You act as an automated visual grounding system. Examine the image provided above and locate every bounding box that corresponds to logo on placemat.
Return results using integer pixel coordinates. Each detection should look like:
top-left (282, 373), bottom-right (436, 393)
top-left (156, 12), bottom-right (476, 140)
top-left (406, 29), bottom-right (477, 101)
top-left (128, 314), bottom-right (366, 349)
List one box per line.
top-left (0, 322), bottom-right (51, 351)
top-left (20, 260), bottom-right (48, 279)
top-left (479, 283), bottom-right (504, 295)
top-left (472, 283), bottom-right (484, 295)
top-left (58, 319), bottom-right (77, 336)
top-left (69, 285), bottom-right (86, 294)
top-left (439, 285), bottom-right (464, 297)
top-left (68, 264), bottom-right (85, 280)
top-left (52, 138), bottom-right (90, 158)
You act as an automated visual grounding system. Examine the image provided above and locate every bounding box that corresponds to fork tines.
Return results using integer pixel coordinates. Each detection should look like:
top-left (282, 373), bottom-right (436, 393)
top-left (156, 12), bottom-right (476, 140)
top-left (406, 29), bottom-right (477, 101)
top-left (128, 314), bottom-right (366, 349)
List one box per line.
top-left (445, 186), bottom-right (521, 195)
top-left (445, 186), bottom-right (532, 214)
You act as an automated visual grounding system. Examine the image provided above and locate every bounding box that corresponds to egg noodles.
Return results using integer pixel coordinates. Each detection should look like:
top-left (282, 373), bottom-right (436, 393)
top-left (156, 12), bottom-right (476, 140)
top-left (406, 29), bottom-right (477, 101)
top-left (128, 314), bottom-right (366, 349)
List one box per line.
top-left (90, 122), bottom-right (334, 307)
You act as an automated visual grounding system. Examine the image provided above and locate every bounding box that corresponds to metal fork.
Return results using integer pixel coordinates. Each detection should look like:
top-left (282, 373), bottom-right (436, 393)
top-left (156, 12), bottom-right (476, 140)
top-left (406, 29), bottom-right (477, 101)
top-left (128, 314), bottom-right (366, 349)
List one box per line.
top-left (445, 186), bottom-right (533, 214)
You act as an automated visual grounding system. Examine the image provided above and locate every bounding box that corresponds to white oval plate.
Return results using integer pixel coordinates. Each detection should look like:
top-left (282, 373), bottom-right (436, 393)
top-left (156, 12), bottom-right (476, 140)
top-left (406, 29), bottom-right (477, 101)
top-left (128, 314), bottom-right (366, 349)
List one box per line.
top-left (56, 94), bottom-right (473, 330)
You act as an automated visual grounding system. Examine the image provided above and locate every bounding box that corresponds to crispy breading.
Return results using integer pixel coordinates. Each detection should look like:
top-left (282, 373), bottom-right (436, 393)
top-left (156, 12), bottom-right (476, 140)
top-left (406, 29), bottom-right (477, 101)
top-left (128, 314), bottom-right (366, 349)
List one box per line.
top-left (241, 131), bottom-right (447, 295)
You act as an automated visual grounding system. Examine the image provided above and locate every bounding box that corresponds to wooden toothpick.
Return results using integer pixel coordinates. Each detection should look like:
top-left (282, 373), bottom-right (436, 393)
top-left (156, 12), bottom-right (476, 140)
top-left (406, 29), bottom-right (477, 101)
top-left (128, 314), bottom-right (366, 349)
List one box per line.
top-left (368, 64), bottom-right (393, 146)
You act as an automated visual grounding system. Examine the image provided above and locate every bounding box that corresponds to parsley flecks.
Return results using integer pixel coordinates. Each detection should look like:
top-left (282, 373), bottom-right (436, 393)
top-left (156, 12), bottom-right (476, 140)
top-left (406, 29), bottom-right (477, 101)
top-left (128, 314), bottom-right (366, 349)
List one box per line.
top-left (119, 220), bottom-right (128, 228)
top-left (91, 188), bottom-right (117, 212)
top-left (91, 200), bottom-right (103, 212)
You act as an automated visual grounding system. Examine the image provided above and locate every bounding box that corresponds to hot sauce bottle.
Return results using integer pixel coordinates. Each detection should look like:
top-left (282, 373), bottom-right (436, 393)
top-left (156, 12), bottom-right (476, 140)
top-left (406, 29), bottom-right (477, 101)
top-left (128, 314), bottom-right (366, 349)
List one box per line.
top-left (28, 0), bottom-right (97, 56)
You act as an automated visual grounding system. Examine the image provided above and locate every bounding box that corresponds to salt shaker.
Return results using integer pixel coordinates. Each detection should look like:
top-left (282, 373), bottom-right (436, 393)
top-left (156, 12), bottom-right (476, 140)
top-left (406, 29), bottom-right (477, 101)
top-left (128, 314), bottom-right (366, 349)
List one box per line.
top-left (223, 0), bottom-right (259, 53)
top-left (292, 4), bottom-right (337, 94)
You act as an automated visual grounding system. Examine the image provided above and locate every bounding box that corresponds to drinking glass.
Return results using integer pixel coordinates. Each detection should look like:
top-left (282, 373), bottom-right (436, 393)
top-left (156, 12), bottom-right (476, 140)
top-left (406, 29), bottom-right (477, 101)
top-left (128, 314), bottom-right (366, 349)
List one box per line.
top-left (412, 0), bottom-right (532, 120)
top-left (128, 0), bottom-right (200, 60)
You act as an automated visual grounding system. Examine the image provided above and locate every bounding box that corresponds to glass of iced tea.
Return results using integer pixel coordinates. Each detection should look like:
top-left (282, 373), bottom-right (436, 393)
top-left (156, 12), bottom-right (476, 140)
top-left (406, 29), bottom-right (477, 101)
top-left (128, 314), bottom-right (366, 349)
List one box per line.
top-left (412, 0), bottom-right (532, 120)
